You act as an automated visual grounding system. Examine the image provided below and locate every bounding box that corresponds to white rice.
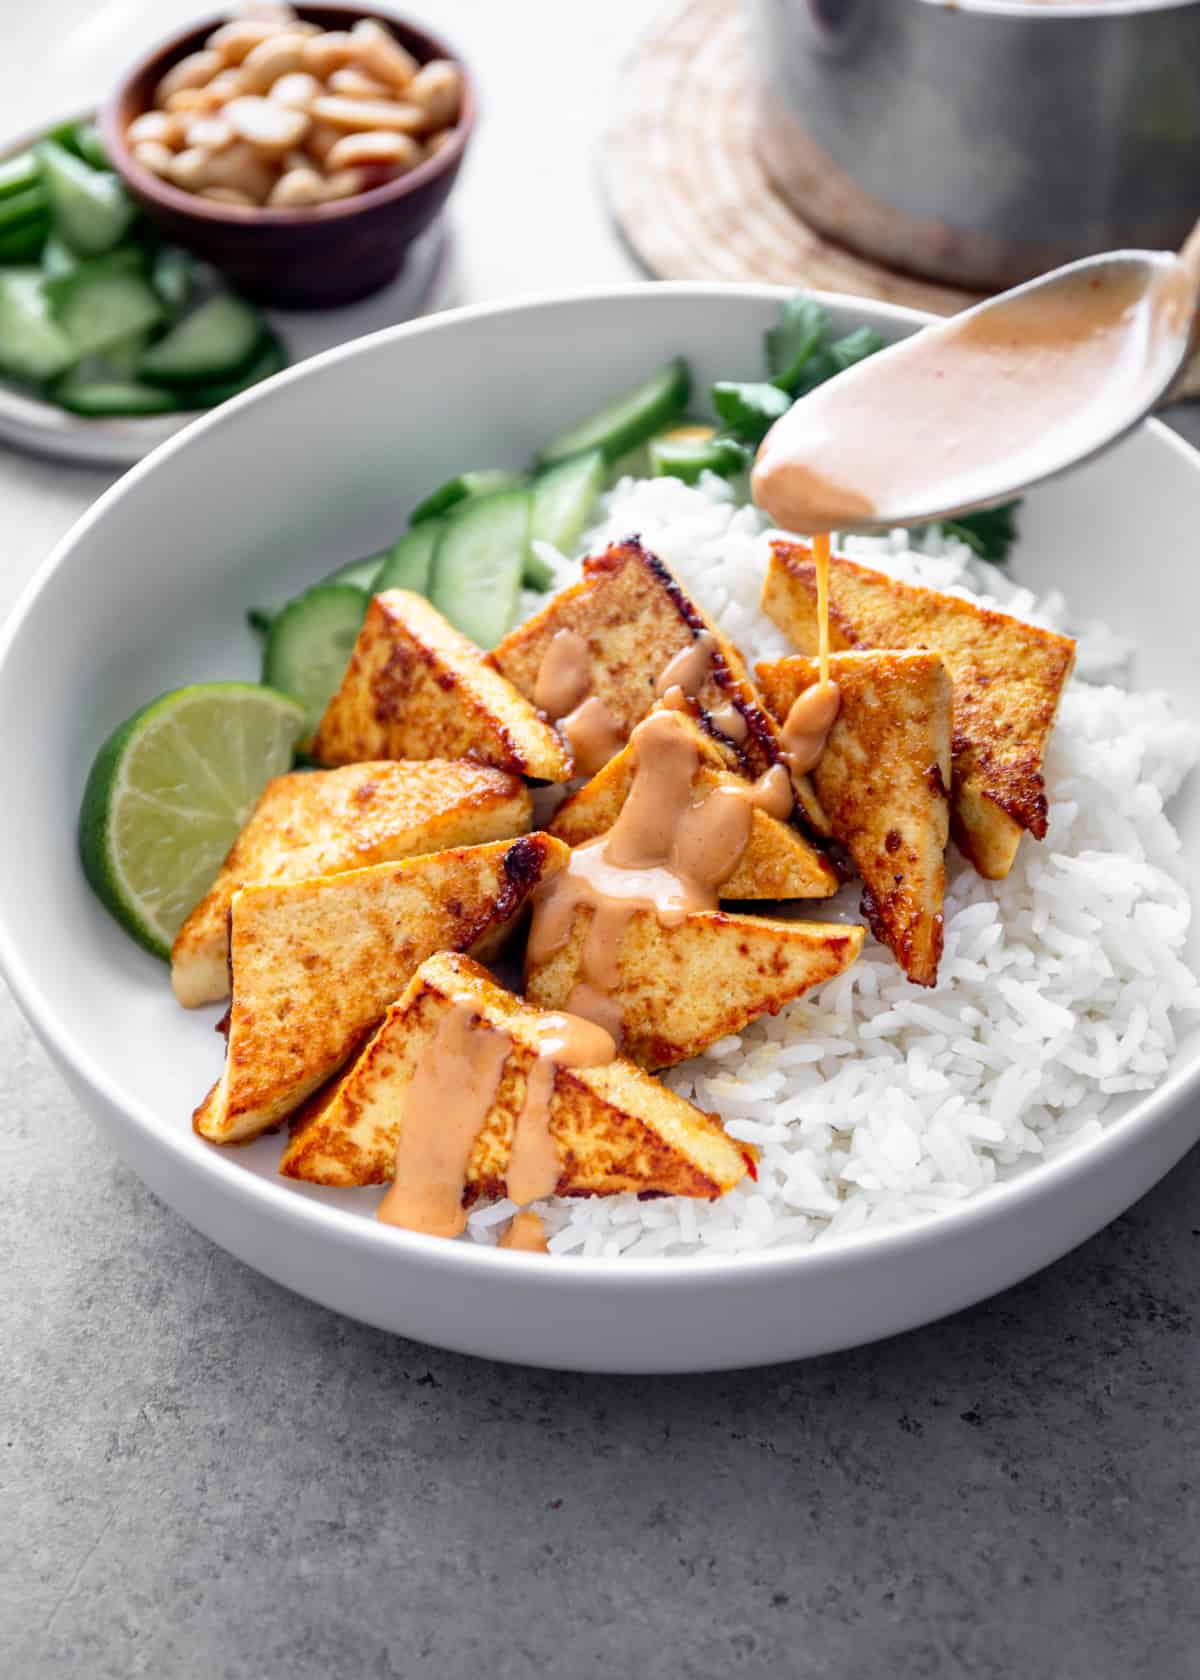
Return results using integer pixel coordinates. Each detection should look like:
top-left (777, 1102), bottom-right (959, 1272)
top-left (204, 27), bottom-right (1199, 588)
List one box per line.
top-left (469, 474), bottom-right (1200, 1259)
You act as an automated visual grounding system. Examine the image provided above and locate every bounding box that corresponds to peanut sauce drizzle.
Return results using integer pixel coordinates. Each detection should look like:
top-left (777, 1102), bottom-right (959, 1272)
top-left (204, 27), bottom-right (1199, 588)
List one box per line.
top-left (377, 997), bottom-right (512, 1239)
top-left (654, 630), bottom-right (716, 699)
top-left (527, 708), bottom-right (795, 1038)
top-left (533, 628), bottom-right (624, 775)
top-left (378, 998), bottom-right (615, 1251)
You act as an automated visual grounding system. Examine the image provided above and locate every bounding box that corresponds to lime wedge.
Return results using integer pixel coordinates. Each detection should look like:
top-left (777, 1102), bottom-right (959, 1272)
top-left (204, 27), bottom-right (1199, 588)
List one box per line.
top-left (79, 682), bottom-right (307, 960)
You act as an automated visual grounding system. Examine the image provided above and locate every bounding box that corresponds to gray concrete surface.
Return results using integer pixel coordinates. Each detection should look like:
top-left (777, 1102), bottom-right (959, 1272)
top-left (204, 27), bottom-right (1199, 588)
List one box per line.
top-left (4, 958), bottom-right (1198, 1679)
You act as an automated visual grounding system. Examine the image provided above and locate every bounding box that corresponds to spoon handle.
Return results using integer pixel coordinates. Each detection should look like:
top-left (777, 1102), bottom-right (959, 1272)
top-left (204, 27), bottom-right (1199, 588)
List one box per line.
top-left (1154, 217), bottom-right (1200, 408)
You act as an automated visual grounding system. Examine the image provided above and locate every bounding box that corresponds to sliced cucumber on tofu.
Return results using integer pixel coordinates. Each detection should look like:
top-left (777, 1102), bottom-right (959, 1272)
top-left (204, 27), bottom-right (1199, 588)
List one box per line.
top-left (430, 489), bottom-right (530, 648)
top-left (46, 253), bottom-right (163, 357)
top-left (649, 424), bottom-right (749, 483)
top-left (263, 583), bottom-right (369, 734)
top-left (36, 140), bottom-right (137, 256)
top-left (410, 469), bottom-right (520, 526)
top-left (40, 233), bottom-right (78, 280)
top-left (0, 269), bottom-right (76, 384)
top-left (53, 371), bottom-right (177, 417)
top-left (537, 357), bottom-right (690, 467)
top-left (377, 522), bottom-right (440, 595)
top-left (530, 447), bottom-right (604, 552)
top-left (137, 292), bottom-right (264, 386)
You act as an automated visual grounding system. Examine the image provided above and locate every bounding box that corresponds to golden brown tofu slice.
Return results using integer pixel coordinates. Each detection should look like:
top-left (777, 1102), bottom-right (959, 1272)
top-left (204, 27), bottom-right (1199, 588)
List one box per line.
top-left (757, 651), bottom-right (952, 986)
top-left (486, 537), bottom-right (829, 831)
top-left (525, 908), bottom-right (864, 1070)
top-left (281, 951), bottom-right (751, 1198)
top-left (311, 590), bottom-right (572, 781)
top-left (549, 705), bottom-right (838, 901)
top-left (171, 761), bottom-right (532, 1009)
top-left (193, 833), bottom-right (568, 1145)
top-left (762, 542), bottom-right (1076, 879)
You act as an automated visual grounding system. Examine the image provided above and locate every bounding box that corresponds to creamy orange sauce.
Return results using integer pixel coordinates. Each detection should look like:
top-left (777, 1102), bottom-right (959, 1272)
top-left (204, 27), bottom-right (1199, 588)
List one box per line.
top-left (506, 1010), bottom-right (616, 1204)
top-left (534, 628), bottom-right (591, 716)
top-left (655, 630), bottom-right (716, 699)
top-left (498, 1210), bottom-right (550, 1252)
top-left (559, 695), bottom-right (626, 776)
top-left (534, 629), bottom-right (625, 775)
top-left (780, 680), bottom-right (842, 776)
top-left (751, 260), bottom-right (1193, 534)
top-left (708, 700), bottom-right (749, 744)
top-left (527, 707), bottom-right (792, 1035)
top-left (377, 997), bottom-right (512, 1239)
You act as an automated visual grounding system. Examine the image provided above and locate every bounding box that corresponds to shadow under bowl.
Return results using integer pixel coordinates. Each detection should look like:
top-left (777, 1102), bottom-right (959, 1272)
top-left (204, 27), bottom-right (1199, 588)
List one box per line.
top-left (100, 3), bottom-right (475, 310)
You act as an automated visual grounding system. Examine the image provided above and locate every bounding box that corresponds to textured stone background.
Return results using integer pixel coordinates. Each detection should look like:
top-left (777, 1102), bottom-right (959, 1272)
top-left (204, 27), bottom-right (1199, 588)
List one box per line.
top-left (5, 968), bottom-right (1197, 1678)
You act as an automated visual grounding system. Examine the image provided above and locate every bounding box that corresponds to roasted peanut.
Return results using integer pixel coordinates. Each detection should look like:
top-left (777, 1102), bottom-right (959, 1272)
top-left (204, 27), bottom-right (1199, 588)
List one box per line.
top-left (225, 96), bottom-right (310, 158)
top-left (154, 50), bottom-right (222, 106)
top-left (267, 166), bottom-right (326, 208)
top-left (350, 19), bottom-right (419, 89)
top-left (301, 31), bottom-right (358, 79)
top-left (325, 130), bottom-right (423, 173)
top-left (207, 18), bottom-right (286, 66)
top-left (127, 110), bottom-right (184, 148)
top-left (238, 32), bottom-right (310, 92)
top-left (320, 168), bottom-right (368, 200)
top-left (201, 140), bottom-right (276, 202)
top-left (327, 66), bottom-right (390, 101)
top-left (133, 140), bottom-right (176, 177)
top-left (406, 61), bottom-right (462, 132)
top-left (269, 71), bottom-right (322, 110)
top-left (185, 115), bottom-right (234, 153)
top-left (310, 94), bottom-right (424, 134)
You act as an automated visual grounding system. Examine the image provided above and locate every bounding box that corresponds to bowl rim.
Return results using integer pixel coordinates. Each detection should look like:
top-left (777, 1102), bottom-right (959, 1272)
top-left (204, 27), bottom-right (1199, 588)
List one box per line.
top-left (2, 279), bottom-right (1199, 1288)
top-left (98, 1), bottom-right (475, 229)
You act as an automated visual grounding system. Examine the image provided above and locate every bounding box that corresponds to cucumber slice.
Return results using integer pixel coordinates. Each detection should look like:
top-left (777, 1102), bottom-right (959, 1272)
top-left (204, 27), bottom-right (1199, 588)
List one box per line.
top-left (376, 523), bottom-right (439, 594)
top-left (649, 425), bottom-right (749, 483)
top-left (0, 218), bottom-right (49, 265)
top-left (73, 123), bottom-right (111, 173)
top-left (168, 329), bottom-right (285, 407)
top-left (711, 380), bottom-right (792, 444)
top-left (0, 269), bottom-right (77, 383)
top-left (537, 357), bottom-right (690, 467)
top-left (410, 469), bottom-right (521, 526)
top-left (530, 447), bottom-right (605, 553)
top-left (0, 151), bottom-right (40, 201)
top-left (151, 246), bottom-right (198, 316)
top-left (99, 330), bottom-right (153, 381)
top-left (41, 232), bottom-right (78, 280)
top-left (47, 255), bottom-right (163, 357)
top-left (324, 552), bottom-right (387, 592)
top-left (36, 139), bottom-right (137, 256)
top-left (430, 490), bottom-right (529, 648)
top-left (263, 584), bottom-right (369, 734)
top-left (0, 185), bottom-right (48, 233)
top-left (137, 293), bottom-right (265, 386)
top-left (53, 371), bottom-right (177, 416)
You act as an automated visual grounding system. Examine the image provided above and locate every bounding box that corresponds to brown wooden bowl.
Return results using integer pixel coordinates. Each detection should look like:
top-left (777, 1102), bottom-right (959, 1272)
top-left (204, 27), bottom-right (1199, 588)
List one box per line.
top-left (100, 4), bottom-right (475, 310)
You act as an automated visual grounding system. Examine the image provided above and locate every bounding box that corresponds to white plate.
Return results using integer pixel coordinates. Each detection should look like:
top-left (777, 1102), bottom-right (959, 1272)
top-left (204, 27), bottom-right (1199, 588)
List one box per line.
top-left (0, 284), bottom-right (1196, 1372)
top-left (0, 112), bottom-right (454, 467)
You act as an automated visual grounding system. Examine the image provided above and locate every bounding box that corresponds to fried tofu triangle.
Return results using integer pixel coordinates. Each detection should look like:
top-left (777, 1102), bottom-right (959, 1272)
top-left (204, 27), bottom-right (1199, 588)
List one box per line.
top-left (762, 543), bottom-right (1075, 880)
top-left (549, 704), bottom-right (838, 901)
top-left (281, 952), bottom-right (750, 1199)
top-left (487, 537), bottom-right (828, 831)
top-left (193, 833), bottom-right (568, 1145)
top-left (172, 761), bottom-right (532, 1008)
top-left (312, 590), bottom-right (572, 782)
top-left (525, 909), bottom-right (864, 1070)
top-left (757, 651), bottom-right (952, 986)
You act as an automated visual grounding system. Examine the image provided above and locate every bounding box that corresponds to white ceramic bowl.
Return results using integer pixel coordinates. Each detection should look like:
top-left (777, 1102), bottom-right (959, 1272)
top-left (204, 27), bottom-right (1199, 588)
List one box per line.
top-left (1, 284), bottom-right (1197, 1373)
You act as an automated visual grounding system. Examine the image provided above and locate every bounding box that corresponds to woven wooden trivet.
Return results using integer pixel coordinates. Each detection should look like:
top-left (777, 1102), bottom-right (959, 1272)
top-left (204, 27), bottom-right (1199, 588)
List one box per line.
top-left (601, 0), bottom-right (1200, 402)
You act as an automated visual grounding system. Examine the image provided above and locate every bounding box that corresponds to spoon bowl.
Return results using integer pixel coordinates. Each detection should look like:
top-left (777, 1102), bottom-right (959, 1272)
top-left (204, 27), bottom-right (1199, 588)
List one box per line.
top-left (752, 243), bottom-right (1199, 536)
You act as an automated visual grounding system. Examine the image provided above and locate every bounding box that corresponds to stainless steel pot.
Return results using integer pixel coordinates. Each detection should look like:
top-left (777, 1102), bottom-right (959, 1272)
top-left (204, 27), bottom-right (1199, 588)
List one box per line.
top-left (749, 0), bottom-right (1200, 289)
